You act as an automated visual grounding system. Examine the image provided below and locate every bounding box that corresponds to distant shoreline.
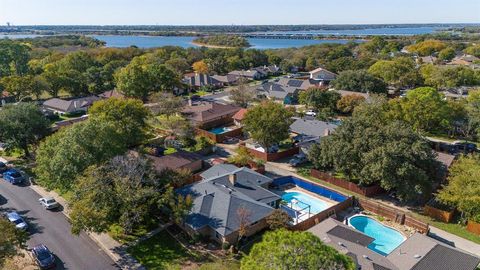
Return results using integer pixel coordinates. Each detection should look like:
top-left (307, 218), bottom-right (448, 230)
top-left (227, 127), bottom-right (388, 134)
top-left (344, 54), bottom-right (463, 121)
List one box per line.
top-left (191, 41), bottom-right (249, 49)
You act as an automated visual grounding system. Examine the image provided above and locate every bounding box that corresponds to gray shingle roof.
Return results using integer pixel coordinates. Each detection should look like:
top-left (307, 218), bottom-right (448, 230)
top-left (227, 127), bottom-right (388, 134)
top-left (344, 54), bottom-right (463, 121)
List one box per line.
top-left (290, 118), bottom-right (338, 138)
top-left (327, 225), bottom-right (374, 247)
top-left (177, 165), bottom-right (281, 237)
top-left (410, 244), bottom-right (480, 270)
top-left (43, 96), bottom-right (101, 113)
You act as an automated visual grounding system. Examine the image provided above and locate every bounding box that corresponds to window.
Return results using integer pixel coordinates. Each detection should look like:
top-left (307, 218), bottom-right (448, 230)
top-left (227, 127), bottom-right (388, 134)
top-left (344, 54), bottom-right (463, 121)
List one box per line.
top-left (215, 232), bottom-right (221, 239)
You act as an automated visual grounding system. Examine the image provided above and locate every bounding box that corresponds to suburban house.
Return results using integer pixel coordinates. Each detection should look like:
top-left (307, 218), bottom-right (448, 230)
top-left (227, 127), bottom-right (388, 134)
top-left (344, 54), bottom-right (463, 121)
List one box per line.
top-left (256, 78), bottom-right (317, 104)
top-left (182, 101), bottom-right (241, 129)
top-left (308, 218), bottom-right (480, 270)
top-left (309, 67), bottom-right (337, 84)
top-left (42, 96), bottom-right (101, 115)
top-left (448, 54), bottom-right (480, 67)
top-left (232, 108), bottom-right (248, 127)
top-left (417, 55), bottom-right (437, 64)
top-left (336, 89), bottom-right (370, 100)
top-left (290, 118), bottom-right (338, 153)
top-left (211, 74), bottom-right (239, 85)
top-left (98, 89), bottom-right (125, 99)
top-left (183, 73), bottom-right (223, 89)
top-left (147, 151), bottom-right (203, 173)
top-left (228, 69), bottom-right (266, 80)
top-left (176, 164), bottom-right (281, 244)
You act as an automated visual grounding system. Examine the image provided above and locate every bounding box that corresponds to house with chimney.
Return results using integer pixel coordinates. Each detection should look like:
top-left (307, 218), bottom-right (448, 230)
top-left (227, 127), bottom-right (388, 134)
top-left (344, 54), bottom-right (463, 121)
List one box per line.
top-left (175, 164), bottom-right (281, 244)
top-left (42, 96), bottom-right (101, 115)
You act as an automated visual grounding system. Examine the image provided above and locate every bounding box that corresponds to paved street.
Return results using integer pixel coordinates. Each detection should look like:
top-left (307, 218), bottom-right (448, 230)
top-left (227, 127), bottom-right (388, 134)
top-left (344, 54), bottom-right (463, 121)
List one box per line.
top-left (0, 179), bottom-right (118, 270)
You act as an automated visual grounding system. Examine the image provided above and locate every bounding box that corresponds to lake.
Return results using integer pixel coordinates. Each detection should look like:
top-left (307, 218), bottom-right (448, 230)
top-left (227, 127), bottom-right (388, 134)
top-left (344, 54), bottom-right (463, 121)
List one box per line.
top-left (0, 26), bottom-right (443, 49)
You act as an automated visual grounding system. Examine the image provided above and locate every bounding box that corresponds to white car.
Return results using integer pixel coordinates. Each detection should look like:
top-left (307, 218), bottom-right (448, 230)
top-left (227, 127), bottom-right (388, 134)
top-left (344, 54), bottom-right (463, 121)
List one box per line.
top-left (305, 110), bottom-right (317, 117)
top-left (39, 197), bottom-right (60, 210)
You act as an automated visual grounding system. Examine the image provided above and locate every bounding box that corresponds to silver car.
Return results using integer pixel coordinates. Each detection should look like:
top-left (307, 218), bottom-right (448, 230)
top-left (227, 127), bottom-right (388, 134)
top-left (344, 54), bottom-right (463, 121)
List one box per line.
top-left (39, 197), bottom-right (60, 210)
top-left (6, 211), bottom-right (28, 230)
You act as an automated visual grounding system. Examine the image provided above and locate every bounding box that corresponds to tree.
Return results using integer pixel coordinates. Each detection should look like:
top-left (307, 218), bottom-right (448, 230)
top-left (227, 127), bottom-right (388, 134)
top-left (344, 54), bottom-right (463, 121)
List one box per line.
top-left (0, 40), bottom-right (30, 77)
top-left (390, 87), bottom-right (450, 132)
top-left (227, 146), bottom-right (255, 166)
top-left (309, 100), bottom-right (440, 202)
top-left (464, 45), bottom-right (480, 58)
top-left (35, 118), bottom-right (128, 191)
top-left (243, 101), bottom-right (293, 150)
top-left (0, 219), bottom-right (28, 268)
top-left (70, 153), bottom-right (177, 234)
top-left (148, 92), bottom-right (184, 118)
top-left (0, 75), bottom-right (48, 100)
top-left (368, 57), bottom-right (422, 89)
top-left (240, 229), bottom-right (355, 270)
top-left (236, 207), bottom-right (252, 244)
top-left (266, 209), bottom-right (292, 230)
top-left (438, 154), bottom-right (480, 222)
top-left (192, 60), bottom-right (209, 74)
top-left (438, 47), bottom-right (456, 61)
top-left (89, 98), bottom-right (151, 146)
top-left (299, 88), bottom-right (341, 119)
top-left (406, 40), bottom-right (446, 56)
top-left (0, 103), bottom-right (50, 157)
top-left (229, 79), bottom-right (256, 108)
top-left (420, 64), bottom-right (478, 89)
top-left (332, 69), bottom-right (387, 94)
top-left (336, 94), bottom-right (366, 114)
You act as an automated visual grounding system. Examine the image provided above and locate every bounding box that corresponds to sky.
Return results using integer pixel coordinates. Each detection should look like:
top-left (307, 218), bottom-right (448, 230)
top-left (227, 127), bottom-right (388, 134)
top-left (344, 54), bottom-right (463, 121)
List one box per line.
top-left (0, 0), bottom-right (479, 25)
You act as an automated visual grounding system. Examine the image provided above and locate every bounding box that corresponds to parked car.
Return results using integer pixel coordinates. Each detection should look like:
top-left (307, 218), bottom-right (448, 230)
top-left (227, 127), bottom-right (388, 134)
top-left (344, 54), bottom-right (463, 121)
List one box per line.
top-left (0, 161), bottom-right (8, 173)
top-left (3, 169), bottom-right (24, 184)
top-left (305, 110), bottom-right (317, 117)
top-left (32, 244), bottom-right (56, 269)
top-left (6, 211), bottom-right (28, 230)
top-left (452, 141), bottom-right (477, 153)
top-left (224, 137), bottom-right (239, 144)
top-left (289, 153), bottom-right (307, 167)
top-left (39, 197), bottom-right (60, 210)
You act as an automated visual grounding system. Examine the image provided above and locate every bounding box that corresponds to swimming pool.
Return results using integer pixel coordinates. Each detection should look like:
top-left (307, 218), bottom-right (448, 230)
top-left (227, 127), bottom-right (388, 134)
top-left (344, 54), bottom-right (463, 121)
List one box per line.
top-left (281, 191), bottom-right (330, 214)
top-left (209, 127), bottom-right (231, 134)
top-left (348, 215), bottom-right (406, 256)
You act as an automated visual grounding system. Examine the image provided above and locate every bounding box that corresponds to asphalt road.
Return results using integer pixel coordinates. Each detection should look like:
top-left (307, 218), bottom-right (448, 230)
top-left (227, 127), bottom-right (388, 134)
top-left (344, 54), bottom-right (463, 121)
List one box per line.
top-left (0, 179), bottom-right (118, 270)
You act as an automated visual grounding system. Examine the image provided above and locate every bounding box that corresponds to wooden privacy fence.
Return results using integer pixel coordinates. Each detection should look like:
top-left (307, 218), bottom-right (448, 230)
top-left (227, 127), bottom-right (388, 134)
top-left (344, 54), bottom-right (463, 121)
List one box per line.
top-left (290, 196), bottom-right (353, 231)
top-left (424, 205), bottom-right (455, 223)
top-left (240, 144), bottom-right (299, 162)
top-left (195, 127), bottom-right (243, 143)
top-left (310, 169), bottom-right (385, 197)
top-left (357, 198), bottom-right (430, 234)
top-left (467, 220), bottom-right (480, 235)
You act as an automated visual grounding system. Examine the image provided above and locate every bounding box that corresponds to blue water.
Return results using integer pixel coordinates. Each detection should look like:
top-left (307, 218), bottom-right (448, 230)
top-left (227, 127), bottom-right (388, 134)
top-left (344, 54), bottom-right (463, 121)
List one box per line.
top-left (349, 215), bottom-right (405, 256)
top-left (282, 191), bottom-right (330, 214)
top-left (258, 26), bottom-right (445, 36)
top-left (273, 176), bottom-right (348, 202)
top-left (209, 127), bottom-right (231, 134)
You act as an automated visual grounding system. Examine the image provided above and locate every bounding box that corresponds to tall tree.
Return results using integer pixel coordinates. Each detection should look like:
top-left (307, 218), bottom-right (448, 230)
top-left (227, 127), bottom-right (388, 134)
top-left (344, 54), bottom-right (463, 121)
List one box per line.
top-left (368, 57), bottom-right (422, 89)
top-left (0, 40), bottom-right (30, 77)
top-left (241, 229), bottom-right (355, 270)
top-left (0, 219), bottom-right (28, 268)
top-left (148, 92), bottom-right (184, 118)
top-left (332, 69), bottom-right (387, 94)
top-left (438, 154), bottom-right (480, 222)
top-left (0, 103), bottom-right (50, 157)
top-left (336, 94), bottom-right (366, 114)
top-left (243, 101), bottom-right (293, 150)
top-left (229, 79), bottom-right (256, 108)
top-left (299, 88), bottom-right (341, 119)
top-left (192, 60), bottom-right (209, 74)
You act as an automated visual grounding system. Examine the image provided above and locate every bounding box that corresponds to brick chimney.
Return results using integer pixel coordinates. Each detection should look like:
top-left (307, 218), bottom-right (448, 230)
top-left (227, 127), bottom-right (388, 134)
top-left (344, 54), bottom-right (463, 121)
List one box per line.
top-left (228, 173), bottom-right (237, 186)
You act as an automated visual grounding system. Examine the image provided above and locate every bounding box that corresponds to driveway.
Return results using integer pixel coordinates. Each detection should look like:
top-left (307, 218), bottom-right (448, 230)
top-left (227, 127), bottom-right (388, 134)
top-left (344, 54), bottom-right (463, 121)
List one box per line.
top-left (0, 179), bottom-right (118, 270)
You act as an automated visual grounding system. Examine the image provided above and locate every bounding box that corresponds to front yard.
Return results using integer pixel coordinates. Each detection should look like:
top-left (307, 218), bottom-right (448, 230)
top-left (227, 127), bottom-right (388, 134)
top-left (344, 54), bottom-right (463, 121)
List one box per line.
top-left (127, 231), bottom-right (240, 270)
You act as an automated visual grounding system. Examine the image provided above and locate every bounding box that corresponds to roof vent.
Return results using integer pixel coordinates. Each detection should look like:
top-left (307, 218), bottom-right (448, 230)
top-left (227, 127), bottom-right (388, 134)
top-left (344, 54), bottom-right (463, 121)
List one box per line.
top-left (229, 173), bottom-right (237, 185)
top-left (338, 242), bottom-right (346, 247)
top-left (414, 254), bottom-right (422, 259)
top-left (362, 255), bottom-right (371, 261)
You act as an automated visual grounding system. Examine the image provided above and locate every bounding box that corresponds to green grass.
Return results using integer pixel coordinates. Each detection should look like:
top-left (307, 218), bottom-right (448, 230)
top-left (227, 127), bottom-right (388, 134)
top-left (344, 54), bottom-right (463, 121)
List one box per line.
top-left (164, 148), bottom-right (178, 155)
top-left (199, 261), bottom-right (240, 270)
top-left (127, 232), bottom-right (203, 270)
top-left (108, 217), bottom-right (160, 244)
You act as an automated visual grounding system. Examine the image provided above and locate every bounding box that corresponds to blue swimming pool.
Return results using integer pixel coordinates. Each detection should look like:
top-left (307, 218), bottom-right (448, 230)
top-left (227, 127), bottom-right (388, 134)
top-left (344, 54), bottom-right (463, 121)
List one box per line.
top-left (209, 127), bottom-right (231, 134)
top-left (282, 191), bottom-right (330, 214)
top-left (348, 215), bottom-right (405, 256)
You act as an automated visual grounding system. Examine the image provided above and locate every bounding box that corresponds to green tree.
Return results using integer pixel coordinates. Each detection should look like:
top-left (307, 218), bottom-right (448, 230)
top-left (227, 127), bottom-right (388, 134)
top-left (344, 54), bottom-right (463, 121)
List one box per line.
top-left (35, 119), bottom-right (128, 191)
top-left (333, 69), bottom-right (387, 94)
top-left (89, 98), bottom-right (151, 146)
top-left (420, 64), bottom-right (478, 89)
top-left (241, 229), bottom-right (355, 270)
top-left (0, 219), bottom-right (28, 268)
top-left (464, 45), bottom-right (480, 58)
top-left (0, 103), bottom-right (50, 157)
top-left (243, 101), bottom-right (293, 150)
top-left (0, 40), bottom-right (30, 77)
top-left (0, 75), bottom-right (48, 100)
top-left (406, 40), bottom-right (446, 56)
top-left (368, 57), bottom-right (422, 89)
top-left (438, 154), bottom-right (480, 222)
top-left (309, 100), bottom-right (440, 202)
top-left (148, 92), bottom-right (184, 118)
top-left (70, 153), bottom-right (176, 234)
top-left (299, 88), bottom-right (341, 119)
top-left (438, 47), bottom-right (456, 61)
top-left (229, 79), bottom-right (256, 108)
top-left (390, 87), bottom-right (450, 132)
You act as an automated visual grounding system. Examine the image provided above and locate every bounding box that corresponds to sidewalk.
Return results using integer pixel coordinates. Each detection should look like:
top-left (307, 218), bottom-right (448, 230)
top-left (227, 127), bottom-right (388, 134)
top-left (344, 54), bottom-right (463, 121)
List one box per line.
top-left (429, 226), bottom-right (480, 256)
top-left (29, 184), bottom-right (145, 270)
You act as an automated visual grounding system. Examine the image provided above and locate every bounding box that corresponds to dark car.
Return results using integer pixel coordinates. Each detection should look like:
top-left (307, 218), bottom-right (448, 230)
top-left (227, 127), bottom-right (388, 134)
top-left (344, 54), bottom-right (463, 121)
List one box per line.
top-left (32, 244), bottom-right (56, 269)
top-left (0, 162), bottom-right (7, 173)
top-left (453, 141), bottom-right (477, 153)
top-left (3, 169), bottom-right (24, 184)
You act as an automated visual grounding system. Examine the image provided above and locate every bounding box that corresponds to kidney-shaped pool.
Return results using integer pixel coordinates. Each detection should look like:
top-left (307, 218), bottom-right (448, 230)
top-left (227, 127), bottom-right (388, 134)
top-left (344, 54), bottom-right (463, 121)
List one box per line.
top-left (348, 215), bottom-right (406, 256)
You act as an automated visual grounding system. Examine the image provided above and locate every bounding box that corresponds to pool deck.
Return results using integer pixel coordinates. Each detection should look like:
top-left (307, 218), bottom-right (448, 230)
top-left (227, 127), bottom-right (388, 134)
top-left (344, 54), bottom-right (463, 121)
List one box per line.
top-left (271, 186), bottom-right (339, 224)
